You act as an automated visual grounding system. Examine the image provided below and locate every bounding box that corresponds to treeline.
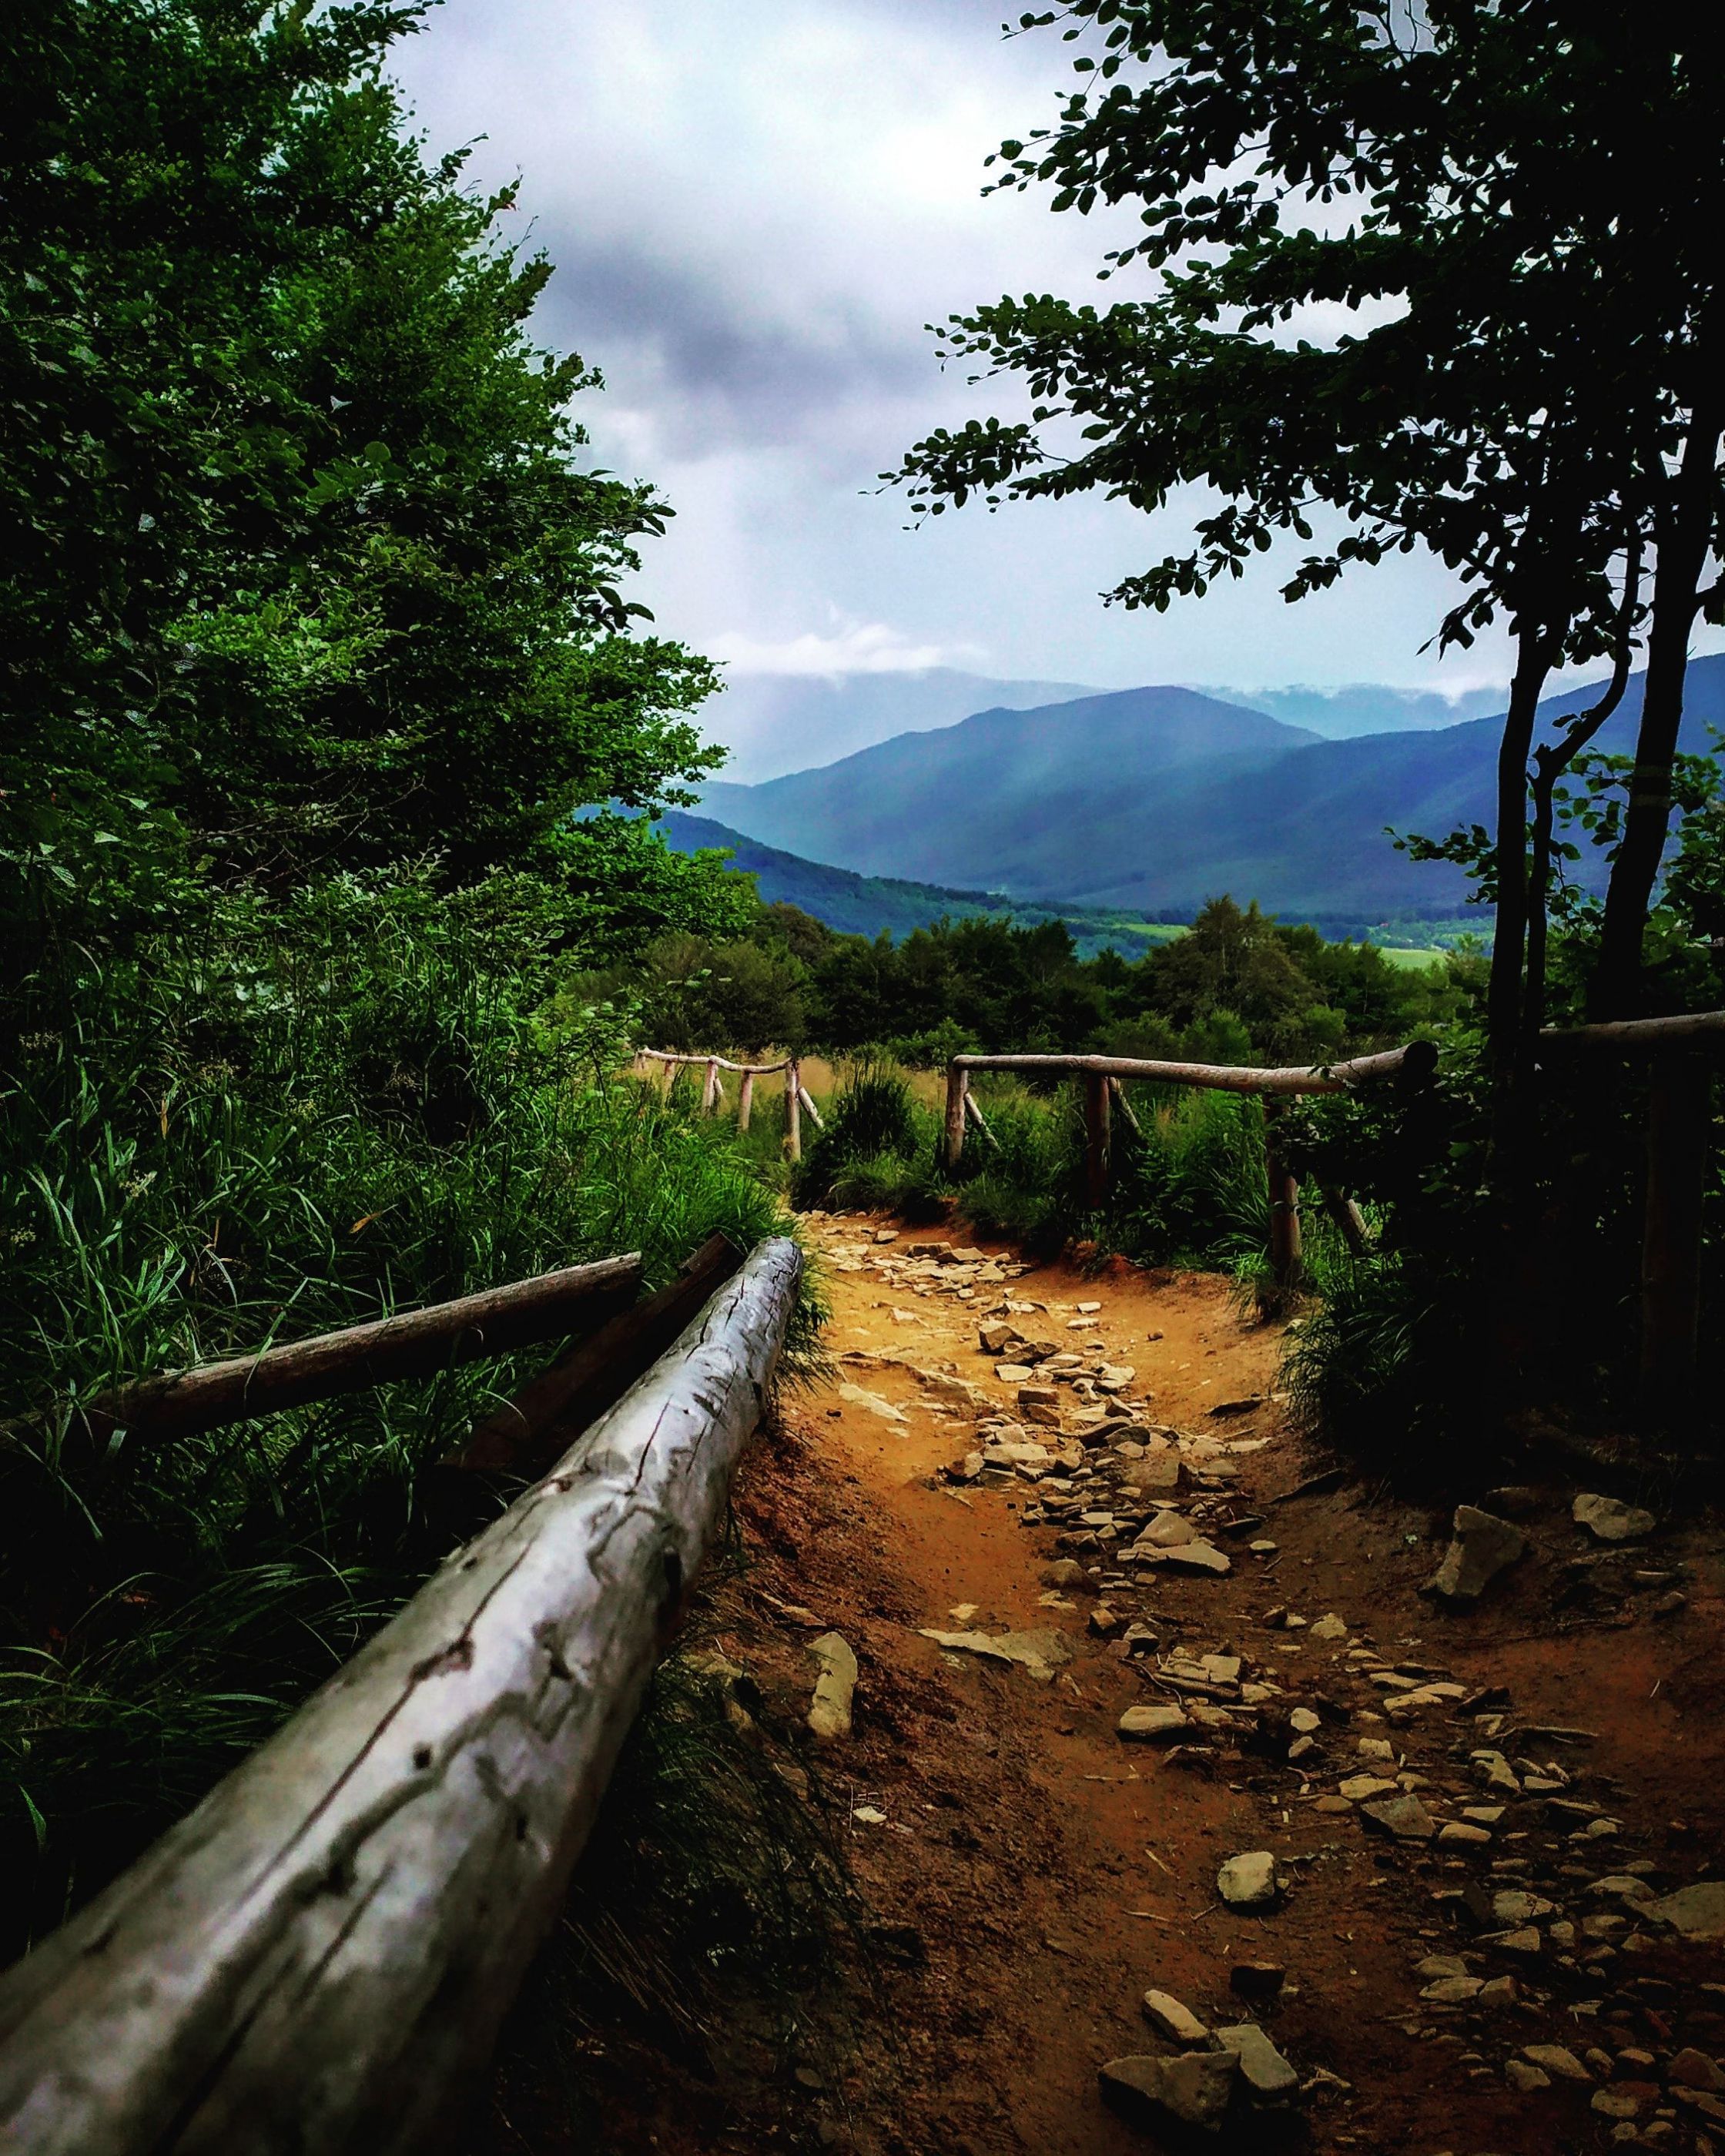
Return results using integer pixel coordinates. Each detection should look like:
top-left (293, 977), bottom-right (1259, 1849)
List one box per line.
top-left (579, 893), bottom-right (1473, 1065)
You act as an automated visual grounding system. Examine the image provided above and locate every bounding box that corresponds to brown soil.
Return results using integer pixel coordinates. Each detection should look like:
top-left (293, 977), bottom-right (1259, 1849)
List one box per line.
top-left (491, 1214), bottom-right (1725, 2156)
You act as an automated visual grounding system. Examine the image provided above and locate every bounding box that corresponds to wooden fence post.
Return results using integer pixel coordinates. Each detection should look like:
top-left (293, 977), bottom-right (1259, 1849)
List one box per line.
top-left (1263, 1098), bottom-right (1303, 1290)
top-left (1640, 1050), bottom-right (1710, 1417)
top-left (1319, 1186), bottom-right (1371, 1257)
top-left (736, 1069), bottom-right (755, 1132)
top-left (943, 1063), bottom-right (969, 1173)
top-left (700, 1059), bottom-right (719, 1115)
top-left (1107, 1073), bottom-right (1142, 1137)
top-left (785, 1060), bottom-right (802, 1163)
top-left (1083, 1069), bottom-right (1111, 1208)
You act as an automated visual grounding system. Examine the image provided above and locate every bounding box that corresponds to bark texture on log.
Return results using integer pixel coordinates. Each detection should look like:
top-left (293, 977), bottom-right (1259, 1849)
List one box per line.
top-left (446, 1235), bottom-right (745, 1475)
top-left (952, 1043), bottom-right (1435, 1096)
top-left (88, 1254), bottom-right (643, 1445)
top-left (0, 1238), bottom-right (803, 2156)
top-left (943, 1064), bottom-right (969, 1172)
top-left (1539, 1009), bottom-right (1725, 1054)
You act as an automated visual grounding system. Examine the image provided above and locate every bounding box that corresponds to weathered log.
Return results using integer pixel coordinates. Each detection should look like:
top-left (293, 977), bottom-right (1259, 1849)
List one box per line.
top-left (82, 1255), bottom-right (643, 1445)
top-left (637, 1050), bottom-right (790, 1076)
top-left (798, 1083), bottom-right (823, 1128)
top-left (943, 1063), bottom-right (969, 1173)
top-left (952, 1041), bottom-right (1436, 1096)
top-left (1264, 1100), bottom-right (1303, 1290)
top-left (0, 1238), bottom-right (804, 2156)
top-left (1540, 1009), bottom-right (1725, 1055)
top-left (1083, 1069), bottom-right (1111, 1207)
top-left (1318, 1186), bottom-right (1372, 1257)
top-left (963, 1088), bottom-right (1000, 1151)
top-left (1640, 1053), bottom-right (1710, 1417)
top-left (444, 1234), bottom-right (745, 1475)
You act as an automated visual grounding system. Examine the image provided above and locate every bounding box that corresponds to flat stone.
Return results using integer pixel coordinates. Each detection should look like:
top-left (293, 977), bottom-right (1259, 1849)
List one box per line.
top-left (1218, 1851), bottom-right (1279, 1907)
top-left (1099, 2051), bottom-right (1240, 2133)
top-left (1141, 1989), bottom-right (1210, 2044)
top-left (806, 1631), bottom-right (858, 1743)
top-left (1422, 1976), bottom-right (1483, 2003)
top-left (1137, 1510), bottom-right (1198, 1548)
top-left (1573, 1491), bottom-right (1656, 1544)
top-left (1476, 1975), bottom-right (1517, 2007)
top-left (1338, 1773), bottom-right (1401, 1802)
top-left (1645, 1882), bottom-right (1725, 1939)
top-left (1362, 1795), bottom-right (1437, 1842)
top-left (1118, 1702), bottom-right (1190, 1743)
top-left (1493, 1927), bottom-right (1543, 1956)
top-left (1427, 1505), bottom-right (1527, 1605)
top-left (1492, 1890), bottom-right (1556, 1924)
top-left (994, 1362), bottom-right (1033, 1383)
top-left (1215, 2023), bottom-right (1298, 2098)
top-left (1309, 1612), bottom-right (1349, 1640)
top-left (1669, 2048), bottom-right (1725, 2092)
top-left (919, 1627), bottom-right (1074, 1682)
top-left (1523, 2043), bottom-right (1591, 2082)
top-left (1145, 1540), bottom-right (1232, 1575)
top-left (1505, 2059), bottom-right (1550, 2092)
top-left (1289, 1707), bottom-right (1322, 1735)
top-left (1439, 1823), bottom-right (1492, 1846)
top-left (838, 1382), bottom-right (909, 1424)
top-left (1591, 2087), bottom-right (1643, 2120)
top-left (1040, 1558), bottom-right (1094, 1591)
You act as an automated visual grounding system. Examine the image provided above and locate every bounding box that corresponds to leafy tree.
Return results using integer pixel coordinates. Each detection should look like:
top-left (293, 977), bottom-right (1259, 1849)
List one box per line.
top-left (1, 0), bottom-right (729, 977)
top-left (893, 0), bottom-right (1723, 1055)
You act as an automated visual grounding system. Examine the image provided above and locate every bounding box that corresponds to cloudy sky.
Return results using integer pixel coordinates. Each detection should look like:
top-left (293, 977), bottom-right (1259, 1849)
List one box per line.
top-left (390, 0), bottom-right (1532, 701)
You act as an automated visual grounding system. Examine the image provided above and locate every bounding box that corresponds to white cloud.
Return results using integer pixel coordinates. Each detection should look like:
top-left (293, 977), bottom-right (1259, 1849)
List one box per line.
top-left (705, 619), bottom-right (981, 677)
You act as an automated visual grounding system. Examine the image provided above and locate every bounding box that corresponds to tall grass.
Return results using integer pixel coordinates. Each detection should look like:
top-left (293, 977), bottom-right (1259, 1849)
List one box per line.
top-left (0, 882), bottom-right (815, 1957)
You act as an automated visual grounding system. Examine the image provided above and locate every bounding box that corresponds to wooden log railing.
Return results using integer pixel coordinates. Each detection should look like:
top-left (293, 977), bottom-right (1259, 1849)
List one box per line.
top-left (45, 1254), bottom-right (645, 1451)
top-left (635, 1050), bottom-right (822, 1158)
top-left (0, 1236), bottom-right (804, 2156)
top-left (942, 1043), bottom-right (1438, 1284)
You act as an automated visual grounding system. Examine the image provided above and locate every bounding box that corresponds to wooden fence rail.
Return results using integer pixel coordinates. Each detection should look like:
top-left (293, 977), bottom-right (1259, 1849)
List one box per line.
top-left (59, 1254), bottom-right (644, 1449)
top-left (942, 1043), bottom-right (1439, 1283)
top-left (0, 1237), bottom-right (804, 2156)
top-left (635, 1049), bottom-right (821, 1157)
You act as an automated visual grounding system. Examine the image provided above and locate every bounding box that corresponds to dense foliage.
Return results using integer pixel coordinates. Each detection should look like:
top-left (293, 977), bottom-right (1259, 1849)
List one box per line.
top-left (582, 895), bottom-right (1467, 1066)
top-left (0, 0), bottom-right (789, 1953)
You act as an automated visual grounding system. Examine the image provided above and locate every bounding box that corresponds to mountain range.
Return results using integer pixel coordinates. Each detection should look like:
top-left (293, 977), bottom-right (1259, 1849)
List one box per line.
top-left (690, 656), bottom-right (1725, 922)
top-left (708, 667), bottom-right (1514, 781)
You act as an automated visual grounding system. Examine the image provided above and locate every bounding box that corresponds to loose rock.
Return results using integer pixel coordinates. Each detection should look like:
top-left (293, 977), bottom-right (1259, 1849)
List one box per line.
top-left (806, 1631), bottom-right (859, 1743)
top-left (1141, 1989), bottom-right (1210, 2044)
top-left (1573, 1491), bottom-right (1656, 1543)
top-left (1098, 2052), bottom-right (1240, 2134)
top-left (1118, 1703), bottom-right (1190, 1743)
top-left (1218, 1851), bottom-right (1280, 1908)
top-left (1215, 2023), bottom-right (1298, 2099)
top-left (1427, 1505), bottom-right (1526, 1606)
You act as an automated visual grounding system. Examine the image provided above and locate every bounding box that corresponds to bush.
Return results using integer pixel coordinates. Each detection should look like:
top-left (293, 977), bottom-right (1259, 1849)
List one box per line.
top-left (0, 886), bottom-right (816, 1960)
top-left (793, 1063), bottom-right (932, 1206)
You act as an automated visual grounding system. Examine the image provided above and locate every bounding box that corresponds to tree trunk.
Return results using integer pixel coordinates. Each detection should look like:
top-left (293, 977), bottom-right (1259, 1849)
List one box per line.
top-left (1594, 394), bottom-right (1725, 1016)
top-left (1487, 628), bottom-right (1556, 1073)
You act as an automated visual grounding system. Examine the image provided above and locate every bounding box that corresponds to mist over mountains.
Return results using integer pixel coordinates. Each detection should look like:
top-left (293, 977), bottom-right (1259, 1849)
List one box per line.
top-left (692, 657), bottom-right (1725, 923)
top-left (708, 668), bottom-right (1512, 782)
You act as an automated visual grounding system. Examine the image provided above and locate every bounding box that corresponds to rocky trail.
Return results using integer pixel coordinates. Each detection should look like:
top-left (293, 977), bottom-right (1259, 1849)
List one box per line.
top-left (518, 1214), bottom-right (1725, 2156)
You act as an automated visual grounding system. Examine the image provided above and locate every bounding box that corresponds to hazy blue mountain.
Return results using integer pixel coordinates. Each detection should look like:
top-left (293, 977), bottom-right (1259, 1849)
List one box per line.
top-left (695, 686), bottom-right (1315, 885)
top-left (690, 655), bottom-right (1725, 919)
top-left (655, 812), bottom-right (1170, 955)
top-left (1211, 682), bottom-right (1509, 738)
top-left (707, 666), bottom-right (1095, 782)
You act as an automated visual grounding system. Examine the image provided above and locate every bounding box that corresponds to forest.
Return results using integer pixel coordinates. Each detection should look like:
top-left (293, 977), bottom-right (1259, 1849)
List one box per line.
top-left (3, 1), bottom-right (1724, 2150)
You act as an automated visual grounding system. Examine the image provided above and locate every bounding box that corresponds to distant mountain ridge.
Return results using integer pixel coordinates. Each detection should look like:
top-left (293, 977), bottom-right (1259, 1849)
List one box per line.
top-left (691, 657), bottom-right (1725, 919)
top-left (707, 666), bottom-right (1095, 782)
top-left (655, 811), bottom-right (1171, 955)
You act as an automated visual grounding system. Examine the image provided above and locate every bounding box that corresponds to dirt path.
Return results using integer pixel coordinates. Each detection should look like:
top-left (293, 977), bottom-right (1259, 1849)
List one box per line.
top-left (701, 1211), bottom-right (1725, 2155)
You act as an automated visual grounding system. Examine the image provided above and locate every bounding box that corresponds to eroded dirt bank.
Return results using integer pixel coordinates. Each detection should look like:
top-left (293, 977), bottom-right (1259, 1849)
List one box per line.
top-left (491, 1213), bottom-right (1725, 2156)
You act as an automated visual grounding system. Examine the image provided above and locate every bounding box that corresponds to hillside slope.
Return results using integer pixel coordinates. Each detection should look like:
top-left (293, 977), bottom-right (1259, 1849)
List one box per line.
top-left (656, 812), bottom-right (1173, 954)
top-left (695, 657), bottom-right (1725, 916)
top-left (696, 687), bottom-right (1315, 886)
